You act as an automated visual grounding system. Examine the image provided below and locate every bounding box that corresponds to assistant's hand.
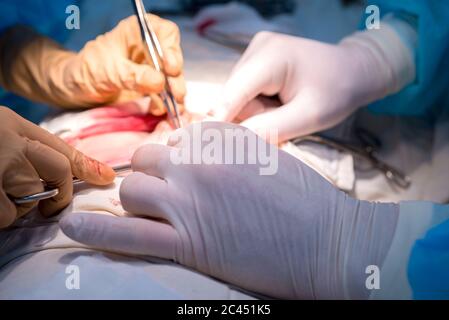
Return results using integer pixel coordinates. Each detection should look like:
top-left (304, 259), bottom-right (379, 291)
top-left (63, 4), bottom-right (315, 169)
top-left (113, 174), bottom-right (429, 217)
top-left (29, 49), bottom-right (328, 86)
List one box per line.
top-left (67, 14), bottom-right (186, 113)
top-left (212, 27), bottom-right (415, 142)
top-left (61, 122), bottom-right (399, 299)
top-left (0, 107), bottom-right (115, 229)
top-left (0, 15), bottom-right (185, 113)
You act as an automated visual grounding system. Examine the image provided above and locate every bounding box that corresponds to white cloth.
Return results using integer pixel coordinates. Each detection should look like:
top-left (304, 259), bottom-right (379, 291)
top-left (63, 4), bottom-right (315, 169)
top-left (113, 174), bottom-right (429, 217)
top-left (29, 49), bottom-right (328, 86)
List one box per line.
top-left (193, 2), bottom-right (286, 48)
top-left (0, 177), bottom-right (256, 299)
top-left (282, 142), bottom-right (355, 191)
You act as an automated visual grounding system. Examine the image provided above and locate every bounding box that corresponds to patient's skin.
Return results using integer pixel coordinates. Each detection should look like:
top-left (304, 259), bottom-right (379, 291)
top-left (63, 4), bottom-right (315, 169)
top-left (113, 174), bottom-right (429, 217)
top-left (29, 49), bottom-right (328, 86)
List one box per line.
top-left (66, 110), bottom-right (204, 167)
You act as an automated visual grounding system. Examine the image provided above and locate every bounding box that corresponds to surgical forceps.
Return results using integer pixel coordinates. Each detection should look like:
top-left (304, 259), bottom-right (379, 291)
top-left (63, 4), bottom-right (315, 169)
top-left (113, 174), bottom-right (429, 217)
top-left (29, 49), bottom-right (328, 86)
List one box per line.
top-left (132, 0), bottom-right (182, 129)
top-left (12, 164), bottom-right (133, 205)
top-left (291, 128), bottom-right (411, 189)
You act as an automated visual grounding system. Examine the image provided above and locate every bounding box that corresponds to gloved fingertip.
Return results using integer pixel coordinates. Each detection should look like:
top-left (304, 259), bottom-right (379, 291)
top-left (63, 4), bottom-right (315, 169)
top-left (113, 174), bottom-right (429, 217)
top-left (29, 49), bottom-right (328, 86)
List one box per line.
top-left (139, 68), bottom-right (165, 93)
top-left (59, 214), bottom-right (84, 240)
top-left (59, 215), bottom-right (78, 231)
top-left (170, 82), bottom-right (186, 104)
top-left (164, 51), bottom-right (181, 76)
top-left (149, 97), bottom-right (166, 116)
top-left (74, 153), bottom-right (116, 186)
top-left (210, 106), bottom-right (229, 121)
top-left (98, 163), bottom-right (117, 185)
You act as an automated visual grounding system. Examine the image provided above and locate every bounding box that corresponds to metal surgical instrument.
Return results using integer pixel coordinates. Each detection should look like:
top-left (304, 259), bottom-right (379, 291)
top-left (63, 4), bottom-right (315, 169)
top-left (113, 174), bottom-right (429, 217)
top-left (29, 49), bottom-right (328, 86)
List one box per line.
top-left (12, 164), bottom-right (133, 205)
top-left (291, 130), bottom-right (411, 189)
top-left (132, 0), bottom-right (182, 129)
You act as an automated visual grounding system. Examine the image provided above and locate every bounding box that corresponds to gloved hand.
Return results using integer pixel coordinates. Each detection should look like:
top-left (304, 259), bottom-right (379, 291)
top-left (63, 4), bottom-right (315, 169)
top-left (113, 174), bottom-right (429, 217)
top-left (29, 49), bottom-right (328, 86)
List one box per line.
top-left (61, 122), bottom-right (399, 299)
top-left (212, 23), bottom-right (415, 142)
top-left (0, 15), bottom-right (185, 114)
top-left (0, 107), bottom-right (115, 229)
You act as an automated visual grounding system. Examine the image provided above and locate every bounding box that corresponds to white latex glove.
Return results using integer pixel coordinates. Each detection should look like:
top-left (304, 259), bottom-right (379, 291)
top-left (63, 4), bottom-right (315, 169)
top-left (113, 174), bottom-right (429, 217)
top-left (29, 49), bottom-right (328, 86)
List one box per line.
top-left (61, 122), bottom-right (399, 299)
top-left (212, 22), bottom-right (415, 142)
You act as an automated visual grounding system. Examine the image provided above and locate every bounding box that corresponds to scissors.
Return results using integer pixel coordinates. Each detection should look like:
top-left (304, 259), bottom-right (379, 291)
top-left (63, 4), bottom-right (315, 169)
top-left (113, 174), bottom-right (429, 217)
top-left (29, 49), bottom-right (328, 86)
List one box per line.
top-left (13, 164), bottom-right (133, 205)
top-left (291, 128), bottom-right (411, 189)
top-left (132, 0), bottom-right (182, 129)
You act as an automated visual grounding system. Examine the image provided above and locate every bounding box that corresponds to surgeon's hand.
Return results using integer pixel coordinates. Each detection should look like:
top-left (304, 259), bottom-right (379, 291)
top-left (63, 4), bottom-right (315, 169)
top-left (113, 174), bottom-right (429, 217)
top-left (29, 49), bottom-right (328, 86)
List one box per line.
top-left (0, 107), bottom-right (115, 229)
top-left (212, 27), bottom-right (415, 142)
top-left (61, 122), bottom-right (399, 299)
top-left (0, 15), bottom-right (185, 114)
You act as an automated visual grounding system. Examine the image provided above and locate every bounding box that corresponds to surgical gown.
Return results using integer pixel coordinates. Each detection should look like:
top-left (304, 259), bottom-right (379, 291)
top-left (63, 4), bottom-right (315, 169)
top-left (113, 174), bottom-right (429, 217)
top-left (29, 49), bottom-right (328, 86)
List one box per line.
top-left (365, 0), bottom-right (449, 300)
top-left (0, 0), bottom-right (76, 122)
top-left (367, 0), bottom-right (449, 116)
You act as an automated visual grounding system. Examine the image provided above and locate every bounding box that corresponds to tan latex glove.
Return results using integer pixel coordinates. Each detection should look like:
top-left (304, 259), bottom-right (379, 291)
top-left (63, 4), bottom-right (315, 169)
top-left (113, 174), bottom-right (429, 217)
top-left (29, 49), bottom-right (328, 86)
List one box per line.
top-left (0, 106), bottom-right (116, 229)
top-left (0, 15), bottom-right (185, 114)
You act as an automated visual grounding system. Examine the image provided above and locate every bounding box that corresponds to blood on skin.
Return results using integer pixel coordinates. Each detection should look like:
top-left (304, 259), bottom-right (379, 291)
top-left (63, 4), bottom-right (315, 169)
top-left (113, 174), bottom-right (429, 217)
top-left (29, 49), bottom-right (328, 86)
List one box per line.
top-left (62, 107), bottom-right (204, 168)
top-left (65, 114), bottom-right (164, 145)
top-left (84, 155), bottom-right (103, 176)
top-left (109, 197), bottom-right (121, 207)
top-left (89, 106), bottom-right (144, 119)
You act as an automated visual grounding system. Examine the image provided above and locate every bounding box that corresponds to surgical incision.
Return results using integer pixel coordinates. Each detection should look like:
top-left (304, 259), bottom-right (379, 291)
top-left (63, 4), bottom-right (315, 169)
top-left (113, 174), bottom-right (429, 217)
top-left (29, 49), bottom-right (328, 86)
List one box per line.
top-left (47, 98), bottom-right (204, 167)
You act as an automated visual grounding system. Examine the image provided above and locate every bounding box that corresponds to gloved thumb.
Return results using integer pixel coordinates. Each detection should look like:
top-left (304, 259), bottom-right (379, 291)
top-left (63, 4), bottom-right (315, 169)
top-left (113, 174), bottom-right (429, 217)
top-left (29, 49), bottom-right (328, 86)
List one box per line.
top-left (211, 58), bottom-right (280, 122)
top-left (240, 94), bottom-right (321, 143)
top-left (69, 149), bottom-right (116, 186)
top-left (116, 59), bottom-right (165, 96)
top-left (60, 213), bottom-right (179, 260)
